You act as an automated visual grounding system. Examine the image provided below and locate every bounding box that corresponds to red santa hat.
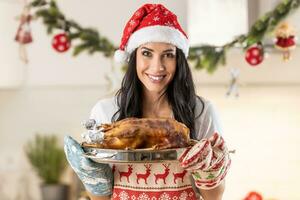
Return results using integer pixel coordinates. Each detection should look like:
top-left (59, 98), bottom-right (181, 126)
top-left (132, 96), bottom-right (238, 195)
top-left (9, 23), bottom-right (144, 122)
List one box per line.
top-left (114, 4), bottom-right (189, 63)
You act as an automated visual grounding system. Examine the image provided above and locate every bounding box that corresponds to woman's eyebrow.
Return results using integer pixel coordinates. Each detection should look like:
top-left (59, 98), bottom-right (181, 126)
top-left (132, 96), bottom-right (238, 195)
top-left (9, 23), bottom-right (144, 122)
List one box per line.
top-left (162, 49), bottom-right (175, 53)
top-left (141, 47), bottom-right (154, 52)
top-left (141, 47), bottom-right (175, 53)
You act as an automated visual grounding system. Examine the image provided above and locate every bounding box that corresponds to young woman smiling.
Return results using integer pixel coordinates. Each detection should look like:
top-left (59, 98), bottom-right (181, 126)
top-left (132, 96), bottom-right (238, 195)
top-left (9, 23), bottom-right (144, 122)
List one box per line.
top-left (64, 4), bottom-right (231, 200)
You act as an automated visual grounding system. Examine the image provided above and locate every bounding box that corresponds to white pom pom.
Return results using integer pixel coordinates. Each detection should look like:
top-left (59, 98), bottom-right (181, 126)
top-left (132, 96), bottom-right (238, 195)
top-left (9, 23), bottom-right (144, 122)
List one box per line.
top-left (114, 49), bottom-right (129, 63)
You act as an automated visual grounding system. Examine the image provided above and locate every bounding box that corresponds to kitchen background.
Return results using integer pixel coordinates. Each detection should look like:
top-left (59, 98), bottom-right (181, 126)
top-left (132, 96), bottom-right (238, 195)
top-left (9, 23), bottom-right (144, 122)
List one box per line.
top-left (1, 0), bottom-right (300, 200)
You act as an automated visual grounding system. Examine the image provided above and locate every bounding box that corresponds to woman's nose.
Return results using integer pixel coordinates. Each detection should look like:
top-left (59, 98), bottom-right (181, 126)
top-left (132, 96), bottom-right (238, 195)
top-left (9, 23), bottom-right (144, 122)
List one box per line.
top-left (150, 56), bottom-right (165, 72)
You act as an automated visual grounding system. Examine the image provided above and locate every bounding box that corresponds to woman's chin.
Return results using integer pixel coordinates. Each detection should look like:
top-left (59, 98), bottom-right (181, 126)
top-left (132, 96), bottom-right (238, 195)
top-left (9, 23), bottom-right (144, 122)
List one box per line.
top-left (144, 85), bottom-right (166, 94)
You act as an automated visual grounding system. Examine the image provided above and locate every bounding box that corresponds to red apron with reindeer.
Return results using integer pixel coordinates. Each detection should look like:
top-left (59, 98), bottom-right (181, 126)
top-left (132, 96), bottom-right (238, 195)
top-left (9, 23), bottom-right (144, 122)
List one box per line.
top-left (111, 162), bottom-right (198, 200)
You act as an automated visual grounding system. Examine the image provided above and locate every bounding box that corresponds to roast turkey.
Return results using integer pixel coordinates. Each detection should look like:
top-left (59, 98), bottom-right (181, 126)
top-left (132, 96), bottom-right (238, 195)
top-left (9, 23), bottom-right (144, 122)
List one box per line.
top-left (82, 118), bottom-right (191, 150)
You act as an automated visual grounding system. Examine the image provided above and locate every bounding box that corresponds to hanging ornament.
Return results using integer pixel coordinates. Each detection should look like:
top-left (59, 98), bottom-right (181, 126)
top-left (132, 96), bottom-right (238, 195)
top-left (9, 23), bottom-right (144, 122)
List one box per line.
top-left (245, 44), bottom-right (264, 66)
top-left (52, 32), bottom-right (71, 53)
top-left (14, 5), bottom-right (33, 63)
top-left (243, 191), bottom-right (263, 200)
top-left (274, 22), bottom-right (296, 61)
top-left (15, 9), bottom-right (32, 44)
top-left (226, 67), bottom-right (240, 98)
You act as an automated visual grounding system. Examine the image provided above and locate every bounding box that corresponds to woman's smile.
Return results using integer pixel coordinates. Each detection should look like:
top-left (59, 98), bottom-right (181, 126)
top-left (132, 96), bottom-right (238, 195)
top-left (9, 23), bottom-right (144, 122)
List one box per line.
top-left (146, 73), bottom-right (167, 83)
top-left (136, 42), bottom-right (176, 93)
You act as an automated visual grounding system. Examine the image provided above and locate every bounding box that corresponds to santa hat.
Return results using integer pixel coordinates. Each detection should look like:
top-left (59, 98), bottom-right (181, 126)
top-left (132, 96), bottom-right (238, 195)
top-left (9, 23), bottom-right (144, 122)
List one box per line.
top-left (114, 4), bottom-right (189, 63)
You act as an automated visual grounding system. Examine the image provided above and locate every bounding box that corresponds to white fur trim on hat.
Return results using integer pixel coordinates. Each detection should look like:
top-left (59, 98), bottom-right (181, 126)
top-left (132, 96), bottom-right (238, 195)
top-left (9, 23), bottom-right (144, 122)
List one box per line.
top-left (126, 25), bottom-right (189, 58)
top-left (114, 49), bottom-right (129, 63)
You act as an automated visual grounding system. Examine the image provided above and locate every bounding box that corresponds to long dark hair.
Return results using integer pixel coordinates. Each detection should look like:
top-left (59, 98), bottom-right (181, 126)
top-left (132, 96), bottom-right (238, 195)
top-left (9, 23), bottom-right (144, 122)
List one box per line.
top-left (112, 48), bottom-right (202, 139)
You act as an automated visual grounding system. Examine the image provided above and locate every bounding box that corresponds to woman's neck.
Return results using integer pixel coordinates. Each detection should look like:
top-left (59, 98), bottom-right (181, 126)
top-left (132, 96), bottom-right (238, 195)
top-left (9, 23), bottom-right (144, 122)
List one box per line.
top-left (142, 90), bottom-right (172, 118)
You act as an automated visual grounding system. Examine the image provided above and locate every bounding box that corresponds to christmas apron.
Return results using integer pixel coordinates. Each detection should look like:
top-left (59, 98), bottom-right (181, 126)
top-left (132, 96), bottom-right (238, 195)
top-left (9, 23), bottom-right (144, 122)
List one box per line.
top-left (111, 162), bottom-right (198, 200)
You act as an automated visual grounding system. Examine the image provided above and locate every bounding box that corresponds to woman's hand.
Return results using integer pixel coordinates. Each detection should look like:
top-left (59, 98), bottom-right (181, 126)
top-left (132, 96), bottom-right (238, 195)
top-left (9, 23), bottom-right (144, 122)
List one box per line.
top-left (179, 133), bottom-right (231, 190)
top-left (64, 136), bottom-right (113, 197)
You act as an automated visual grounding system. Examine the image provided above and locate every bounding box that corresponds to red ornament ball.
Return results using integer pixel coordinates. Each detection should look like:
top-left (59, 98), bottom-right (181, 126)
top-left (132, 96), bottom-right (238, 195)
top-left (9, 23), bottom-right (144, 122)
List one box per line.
top-left (244, 191), bottom-right (263, 200)
top-left (245, 46), bottom-right (264, 66)
top-left (52, 33), bottom-right (71, 53)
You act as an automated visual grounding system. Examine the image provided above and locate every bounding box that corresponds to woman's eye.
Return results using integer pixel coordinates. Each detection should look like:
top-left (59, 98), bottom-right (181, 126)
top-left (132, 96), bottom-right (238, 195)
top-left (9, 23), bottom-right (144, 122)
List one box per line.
top-left (142, 51), bottom-right (152, 57)
top-left (163, 53), bottom-right (175, 58)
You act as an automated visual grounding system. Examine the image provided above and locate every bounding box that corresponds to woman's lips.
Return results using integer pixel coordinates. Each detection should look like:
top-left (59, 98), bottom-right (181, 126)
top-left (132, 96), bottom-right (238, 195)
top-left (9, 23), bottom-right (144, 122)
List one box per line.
top-left (146, 73), bottom-right (166, 83)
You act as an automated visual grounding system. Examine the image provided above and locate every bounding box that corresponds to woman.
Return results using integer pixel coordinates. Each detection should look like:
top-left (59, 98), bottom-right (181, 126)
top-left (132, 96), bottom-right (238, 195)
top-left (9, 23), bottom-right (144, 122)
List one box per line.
top-left (64, 4), bottom-right (230, 200)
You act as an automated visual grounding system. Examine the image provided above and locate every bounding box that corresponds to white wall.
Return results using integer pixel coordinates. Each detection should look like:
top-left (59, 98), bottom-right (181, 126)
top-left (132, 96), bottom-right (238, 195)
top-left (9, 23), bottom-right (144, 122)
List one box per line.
top-left (200, 86), bottom-right (300, 200)
top-left (188, 0), bottom-right (248, 46)
top-left (0, 1), bottom-right (300, 200)
top-left (0, 0), bottom-right (24, 88)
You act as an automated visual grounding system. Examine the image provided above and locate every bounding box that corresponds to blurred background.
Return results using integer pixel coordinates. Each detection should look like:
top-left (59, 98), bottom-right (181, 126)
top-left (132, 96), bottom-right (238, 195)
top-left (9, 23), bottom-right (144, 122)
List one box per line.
top-left (0, 0), bottom-right (300, 200)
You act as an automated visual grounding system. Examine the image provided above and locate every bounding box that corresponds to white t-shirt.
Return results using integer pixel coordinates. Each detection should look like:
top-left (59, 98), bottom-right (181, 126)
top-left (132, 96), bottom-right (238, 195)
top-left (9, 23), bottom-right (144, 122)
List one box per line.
top-left (89, 96), bottom-right (223, 140)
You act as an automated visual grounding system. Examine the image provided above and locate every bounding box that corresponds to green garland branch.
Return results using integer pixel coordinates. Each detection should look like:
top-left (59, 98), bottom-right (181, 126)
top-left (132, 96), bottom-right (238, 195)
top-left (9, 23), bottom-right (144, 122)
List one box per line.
top-left (30, 0), bottom-right (300, 73)
top-left (189, 0), bottom-right (300, 73)
top-left (30, 0), bottom-right (116, 57)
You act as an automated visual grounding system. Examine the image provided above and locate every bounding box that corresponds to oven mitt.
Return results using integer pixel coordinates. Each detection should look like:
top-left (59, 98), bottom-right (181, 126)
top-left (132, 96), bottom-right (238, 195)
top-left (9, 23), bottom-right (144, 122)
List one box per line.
top-left (179, 132), bottom-right (231, 189)
top-left (64, 135), bottom-right (113, 196)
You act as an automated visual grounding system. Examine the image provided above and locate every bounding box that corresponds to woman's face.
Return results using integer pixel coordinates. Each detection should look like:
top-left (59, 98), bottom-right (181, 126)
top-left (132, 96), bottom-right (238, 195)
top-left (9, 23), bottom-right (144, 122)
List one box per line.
top-left (136, 42), bottom-right (176, 94)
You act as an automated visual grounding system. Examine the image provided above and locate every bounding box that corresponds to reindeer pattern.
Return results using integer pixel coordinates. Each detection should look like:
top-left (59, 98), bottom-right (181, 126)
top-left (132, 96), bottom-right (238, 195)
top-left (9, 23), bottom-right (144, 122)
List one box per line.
top-left (136, 164), bottom-right (152, 184)
top-left (118, 164), bottom-right (133, 183)
top-left (154, 163), bottom-right (171, 184)
top-left (113, 162), bottom-right (190, 187)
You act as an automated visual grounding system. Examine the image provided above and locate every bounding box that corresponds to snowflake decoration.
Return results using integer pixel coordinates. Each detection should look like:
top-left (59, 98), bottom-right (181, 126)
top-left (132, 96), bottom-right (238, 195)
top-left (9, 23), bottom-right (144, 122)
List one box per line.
top-left (151, 197), bottom-right (157, 200)
top-left (179, 191), bottom-right (188, 200)
top-left (129, 20), bottom-right (136, 26)
top-left (138, 193), bottom-right (150, 200)
top-left (135, 11), bottom-right (141, 16)
top-left (159, 192), bottom-right (171, 200)
top-left (153, 16), bottom-right (160, 22)
top-left (188, 192), bottom-right (194, 197)
top-left (164, 21), bottom-right (173, 27)
top-left (172, 196), bottom-right (178, 200)
top-left (132, 195), bottom-right (136, 200)
top-left (113, 192), bottom-right (118, 198)
top-left (119, 191), bottom-right (129, 200)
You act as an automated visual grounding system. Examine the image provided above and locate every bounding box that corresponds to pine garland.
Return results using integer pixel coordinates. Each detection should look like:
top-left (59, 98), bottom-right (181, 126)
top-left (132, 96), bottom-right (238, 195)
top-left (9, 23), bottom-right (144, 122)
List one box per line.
top-left (189, 0), bottom-right (300, 73)
top-left (30, 0), bottom-right (300, 73)
top-left (30, 0), bottom-right (116, 57)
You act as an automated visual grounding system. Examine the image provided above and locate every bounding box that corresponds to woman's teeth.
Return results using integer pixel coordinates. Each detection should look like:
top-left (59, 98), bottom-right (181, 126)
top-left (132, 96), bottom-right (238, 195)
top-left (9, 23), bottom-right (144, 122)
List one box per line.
top-left (147, 74), bottom-right (165, 82)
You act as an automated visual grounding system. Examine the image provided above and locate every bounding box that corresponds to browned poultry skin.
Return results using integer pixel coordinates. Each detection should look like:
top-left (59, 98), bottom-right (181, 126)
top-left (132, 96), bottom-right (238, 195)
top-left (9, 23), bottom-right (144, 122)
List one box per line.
top-left (82, 118), bottom-right (190, 150)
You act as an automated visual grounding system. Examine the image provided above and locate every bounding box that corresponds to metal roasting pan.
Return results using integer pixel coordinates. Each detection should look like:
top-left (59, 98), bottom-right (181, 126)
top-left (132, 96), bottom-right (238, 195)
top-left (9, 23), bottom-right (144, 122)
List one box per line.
top-left (82, 140), bottom-right (197, 164)
top-left (82, 147), bottom-right (186, 163)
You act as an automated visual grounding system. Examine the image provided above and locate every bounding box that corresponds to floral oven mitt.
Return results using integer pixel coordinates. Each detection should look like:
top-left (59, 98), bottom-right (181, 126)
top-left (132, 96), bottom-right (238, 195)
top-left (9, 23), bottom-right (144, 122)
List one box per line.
top-left (179, 133), bottom-right (232, 190)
